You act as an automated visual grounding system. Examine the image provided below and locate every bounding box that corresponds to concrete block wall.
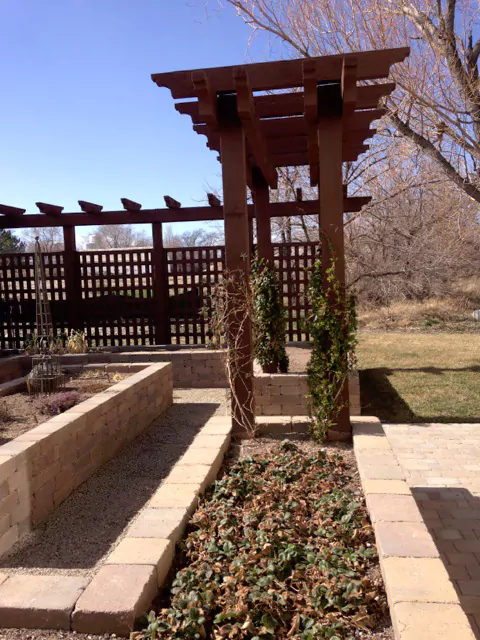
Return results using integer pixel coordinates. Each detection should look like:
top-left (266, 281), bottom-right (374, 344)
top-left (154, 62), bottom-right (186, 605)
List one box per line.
top-left (57, 349), bottom-right (228, 389)
top-left (0, 363), bottom-right (173, 557)
top-left (0, 356), bottom-right (30, 384)
top-left (254, 372), bottom-right (361, 417)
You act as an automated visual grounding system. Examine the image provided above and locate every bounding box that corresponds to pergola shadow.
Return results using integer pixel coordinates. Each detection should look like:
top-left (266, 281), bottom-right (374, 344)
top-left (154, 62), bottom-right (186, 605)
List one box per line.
top-left (412, 486), bottom-right (480, 638)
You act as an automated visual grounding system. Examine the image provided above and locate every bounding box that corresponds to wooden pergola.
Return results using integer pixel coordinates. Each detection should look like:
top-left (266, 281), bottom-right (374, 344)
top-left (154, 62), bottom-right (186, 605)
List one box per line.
top-left (152, 48), bottom-right (409, 439)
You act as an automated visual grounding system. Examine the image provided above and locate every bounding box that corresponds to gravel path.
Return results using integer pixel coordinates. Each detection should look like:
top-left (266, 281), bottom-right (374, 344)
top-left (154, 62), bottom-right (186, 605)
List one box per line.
top-left (0, 388), bottom-right (227, 577)
top-left (286, 345), bottom-right (311, 372)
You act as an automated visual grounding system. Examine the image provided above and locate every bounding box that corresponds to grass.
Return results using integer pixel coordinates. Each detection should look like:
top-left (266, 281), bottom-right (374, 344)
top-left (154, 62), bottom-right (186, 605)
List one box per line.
top-left (357, 332), bottom-right (480, 423)
top-left (358, 298), bottom-right (480, 333)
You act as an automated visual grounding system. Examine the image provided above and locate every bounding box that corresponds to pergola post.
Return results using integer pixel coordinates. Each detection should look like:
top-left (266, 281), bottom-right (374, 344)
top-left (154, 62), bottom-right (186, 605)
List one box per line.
top-left (62, 225), bottom-right (82, 332)
top-left (253, 175), bottom-right (273, 265)
top-left (152, 222), bottom-right (170, 345)
top-left (318, 112), bottom-right (351, 440)
top-left (219, 114), bottom-right (255, 437)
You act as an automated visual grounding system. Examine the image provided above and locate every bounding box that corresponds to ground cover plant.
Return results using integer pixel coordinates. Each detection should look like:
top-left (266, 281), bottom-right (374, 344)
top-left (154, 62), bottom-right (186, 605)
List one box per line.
top-left (138, 442), bottom-right (388, 639)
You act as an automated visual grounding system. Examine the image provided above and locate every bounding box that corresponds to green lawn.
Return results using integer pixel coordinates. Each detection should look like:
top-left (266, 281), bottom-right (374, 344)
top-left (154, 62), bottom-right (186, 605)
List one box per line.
top-left (357, 332), bottom-right (480, 423)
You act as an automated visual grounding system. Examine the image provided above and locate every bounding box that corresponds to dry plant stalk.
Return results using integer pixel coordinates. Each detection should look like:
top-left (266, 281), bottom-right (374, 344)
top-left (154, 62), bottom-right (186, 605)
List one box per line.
top-left (207, 268), bottom-right (256, 437)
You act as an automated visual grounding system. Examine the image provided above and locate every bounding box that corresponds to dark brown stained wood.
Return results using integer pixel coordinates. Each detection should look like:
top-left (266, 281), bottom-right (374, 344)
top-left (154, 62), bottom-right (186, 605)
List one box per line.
top-left (152, 47), bottom-right (410, 98)
top-left (207, 193), bottom-right (221, 207)
top-left (296, 188), bottom-right (303, 202)
top-left (254, 179), bottom-right (273, 264)
top-left (36, 202), bottom-right (64, 216)
top-left (164, 195), bottom-right (182, 209)
top-left (62, 225), bottom-right (82, 330)
top-left (342, 57), bottom-right (358, 117)
top-left (0, 204), bottom-right (25, 216)
top-left (192, 71), bottom-right (218, 128)
top-left (318, 114), bottom-right (350, 438)
top-left (175, 82), bottom-right (397, 125)
top-left (152, 222), bottom-right (170, 344)
top-left (121, 198), bottom-right (142, 211)
top-left (219, 122), bottom-right (255, 435)
top-left (0, 198), bottom-right (370, 230)
top-left (234, 68), bottom-right (278, 189)
top-left (271, 143), bottom-right (370, 167)
top-left (78, 200), bottom-right (103, 214)
top-left (303, 60), bottom-right (320, 186)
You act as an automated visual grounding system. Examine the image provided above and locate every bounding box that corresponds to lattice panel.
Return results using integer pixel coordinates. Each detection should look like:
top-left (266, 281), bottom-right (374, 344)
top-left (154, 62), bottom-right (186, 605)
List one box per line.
top-left (79, 249), bottom-right (154, 346)
top-left (273, 242), bottom-right (318, 342)
top-left (0, 252), bottom-right (66, 349)
top-left (166, 246), bottom-right (225, 345)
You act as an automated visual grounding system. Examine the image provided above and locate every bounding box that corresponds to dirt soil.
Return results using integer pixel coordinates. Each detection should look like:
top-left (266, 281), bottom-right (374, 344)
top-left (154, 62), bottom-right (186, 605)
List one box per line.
top-left (0, 374), bottom-right (127, 445)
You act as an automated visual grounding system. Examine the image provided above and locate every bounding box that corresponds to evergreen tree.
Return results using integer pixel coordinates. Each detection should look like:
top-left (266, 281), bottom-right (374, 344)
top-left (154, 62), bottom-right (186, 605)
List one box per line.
top-left (0, 230), bottom-right (25, 253)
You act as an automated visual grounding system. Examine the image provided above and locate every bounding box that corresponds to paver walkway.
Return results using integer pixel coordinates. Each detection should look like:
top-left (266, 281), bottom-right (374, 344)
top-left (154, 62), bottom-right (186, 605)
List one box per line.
top-left (384, 423), bottom-right (480, 637)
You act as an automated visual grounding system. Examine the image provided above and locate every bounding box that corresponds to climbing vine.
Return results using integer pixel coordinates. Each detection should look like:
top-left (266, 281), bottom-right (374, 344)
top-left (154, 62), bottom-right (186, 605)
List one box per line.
top-left (250, 255), bottom-right (289, 373)
top-left (307, 239), bottom-right (357, 442)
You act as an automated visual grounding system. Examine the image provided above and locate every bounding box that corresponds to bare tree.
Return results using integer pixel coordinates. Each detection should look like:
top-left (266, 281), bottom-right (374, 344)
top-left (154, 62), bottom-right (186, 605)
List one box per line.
top-left (224, 0), bottom-right (480, 204)
top-left (89, 225), bottom-right (151, 249)
top-left (163, 225), bottom-right (224, 247)
top-left (22, 228), bottom-right (64, 252)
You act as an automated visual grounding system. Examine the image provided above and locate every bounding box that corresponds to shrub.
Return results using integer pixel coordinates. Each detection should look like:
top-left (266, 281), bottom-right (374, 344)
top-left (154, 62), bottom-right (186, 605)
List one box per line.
top-left (65, 330), bottom-right (88, 354)
top-left (251, 256), bottom-right (289, 373)
top-left (40, 391), bottom-right (83, 415)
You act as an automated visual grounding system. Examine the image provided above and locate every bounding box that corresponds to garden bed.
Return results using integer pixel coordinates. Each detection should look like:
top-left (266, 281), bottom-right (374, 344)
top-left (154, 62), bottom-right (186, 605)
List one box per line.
top-left (136, 437), bottom-right (393, 640)
top-left (0, 372), bottom-right (128, 445)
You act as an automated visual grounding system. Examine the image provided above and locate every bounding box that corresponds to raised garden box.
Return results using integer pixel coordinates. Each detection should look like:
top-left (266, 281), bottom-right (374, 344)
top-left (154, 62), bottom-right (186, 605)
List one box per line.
top-left (0, 362), bottom-right (173, 557)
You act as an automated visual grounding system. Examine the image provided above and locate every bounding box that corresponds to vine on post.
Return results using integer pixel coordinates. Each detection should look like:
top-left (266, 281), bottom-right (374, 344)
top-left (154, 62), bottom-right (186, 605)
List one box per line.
top-left (205, 267), bottom-right (256, 438)
top-left (306, 238), bottom-right (357, 442)
top-left (250, 255), bottom-right (289, 374)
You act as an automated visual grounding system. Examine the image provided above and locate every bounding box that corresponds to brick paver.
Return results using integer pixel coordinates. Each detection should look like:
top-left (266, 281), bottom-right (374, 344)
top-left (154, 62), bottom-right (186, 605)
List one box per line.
top-left (384, 423), bottom-right (480, 636)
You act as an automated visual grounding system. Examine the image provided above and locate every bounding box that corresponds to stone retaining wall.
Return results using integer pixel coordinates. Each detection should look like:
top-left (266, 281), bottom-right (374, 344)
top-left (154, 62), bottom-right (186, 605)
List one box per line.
top-left (0, 363), bottom-right (173, 557)
top-left (0, 356), bottom-right (30, 385)
top-left (254, 371), bottom-right (361, 416)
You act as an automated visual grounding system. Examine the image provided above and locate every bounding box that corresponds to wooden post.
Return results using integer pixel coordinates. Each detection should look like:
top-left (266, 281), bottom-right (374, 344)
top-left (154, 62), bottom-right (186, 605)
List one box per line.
top-left (318, 113), bottom-right (351, 440)
top-left (152, 222), bottom-right (170, 345)
top-left (253, 178), bottom-right (273, 264)
top-left (62, 225), bottom-right (82, 332)
top-left (219, 119), bottom-right (255, 437)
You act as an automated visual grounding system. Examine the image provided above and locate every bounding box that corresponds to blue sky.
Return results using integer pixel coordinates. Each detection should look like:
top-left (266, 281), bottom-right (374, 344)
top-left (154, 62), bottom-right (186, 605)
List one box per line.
top-left (0, 0), bottom-right (272, 242)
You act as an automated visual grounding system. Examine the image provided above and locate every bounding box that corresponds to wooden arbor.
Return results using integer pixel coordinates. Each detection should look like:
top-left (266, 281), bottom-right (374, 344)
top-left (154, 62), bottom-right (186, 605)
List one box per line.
top-left (152, 48), bottom-right (409, 439)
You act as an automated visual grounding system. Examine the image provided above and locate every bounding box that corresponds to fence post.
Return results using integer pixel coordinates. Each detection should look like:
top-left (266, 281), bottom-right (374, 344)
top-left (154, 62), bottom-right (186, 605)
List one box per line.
top-left (152, 222), bottom-right (170, 345)
top-left (62, 225), bottom-right (82, 333)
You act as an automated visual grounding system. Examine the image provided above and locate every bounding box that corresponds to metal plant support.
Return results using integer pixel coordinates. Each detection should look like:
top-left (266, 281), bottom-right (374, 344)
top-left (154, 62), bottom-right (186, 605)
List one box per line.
top-left (26, 237), bottom-right (65, 394)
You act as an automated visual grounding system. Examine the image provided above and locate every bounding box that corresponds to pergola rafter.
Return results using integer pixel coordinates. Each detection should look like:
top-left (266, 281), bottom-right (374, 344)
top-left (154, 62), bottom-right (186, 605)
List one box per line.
top-left (151, 46), bottom-right (409, 439)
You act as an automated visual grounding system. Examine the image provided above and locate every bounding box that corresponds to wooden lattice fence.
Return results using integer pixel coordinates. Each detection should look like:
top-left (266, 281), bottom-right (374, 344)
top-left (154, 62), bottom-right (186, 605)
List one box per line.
top-left (0, 241), bottom-right (318, 348)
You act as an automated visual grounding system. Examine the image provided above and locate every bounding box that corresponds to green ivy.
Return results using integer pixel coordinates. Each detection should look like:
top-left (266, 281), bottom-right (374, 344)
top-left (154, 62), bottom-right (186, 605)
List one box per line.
top-left (306, 241), bottom-right (357, 442)
top-left (251, 256), bottom-right (289, 373)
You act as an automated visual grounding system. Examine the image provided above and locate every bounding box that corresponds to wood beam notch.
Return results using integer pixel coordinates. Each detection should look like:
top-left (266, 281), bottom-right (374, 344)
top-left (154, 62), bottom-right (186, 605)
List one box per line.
top-left (36, 202), bottom-right (64, 216)
top-left (164, 196), bottom-right (181, 209)
top-left (78, 200), bottom-right (103, 214)
top-left (207, 193), bottom-right (221, 207)
top-left (0, 204), bottom-right (25, 216)
top-left (121, 198), bottom-right (142, 211)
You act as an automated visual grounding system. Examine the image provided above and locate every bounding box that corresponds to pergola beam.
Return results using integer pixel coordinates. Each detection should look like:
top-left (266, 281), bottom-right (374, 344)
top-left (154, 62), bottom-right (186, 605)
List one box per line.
top-left (121, 198), bottom-right (142, 211)
top-left (0, 198), bottom-right (370, 229)
top-left (175, 83), bottom-right (396, 123)
top-left (234, 68), bottom-right (278, 189)
top-left (164, 195), bottom-right (182, 209)
top-left (0, 204), bottom-right (25, 216)
top-left (36, 202), bottom-right (64, 216)
top-left (78, 200), bottom-right (103, 214)
top-left (152, 47), bottom-right (409, 98)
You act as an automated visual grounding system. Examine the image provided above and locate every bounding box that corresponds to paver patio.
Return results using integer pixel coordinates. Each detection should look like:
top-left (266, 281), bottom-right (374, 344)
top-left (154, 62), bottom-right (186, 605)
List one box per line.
top-left (354, 418), bottom-right (480, 639)
top-left (385, 423), bottom-right (480, 636)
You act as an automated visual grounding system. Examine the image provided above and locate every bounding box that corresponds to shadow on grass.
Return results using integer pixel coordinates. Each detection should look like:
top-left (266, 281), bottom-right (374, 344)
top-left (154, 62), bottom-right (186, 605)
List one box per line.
top-left (360, 367), bottom-right (480, 423)
top-left (412, 486), bottom-right (480, 638)
top-left (0, 400), bottom-right (221, 571)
